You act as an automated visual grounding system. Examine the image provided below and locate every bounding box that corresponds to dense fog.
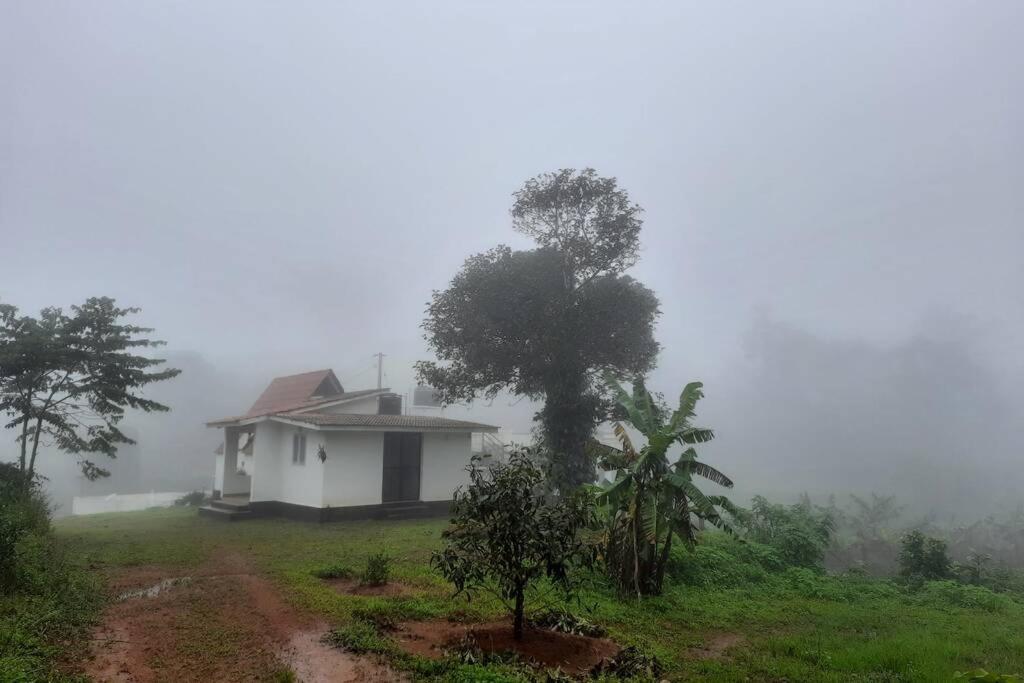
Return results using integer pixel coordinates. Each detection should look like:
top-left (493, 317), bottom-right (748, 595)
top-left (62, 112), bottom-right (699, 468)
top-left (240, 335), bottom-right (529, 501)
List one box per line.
top-left (2, 1), bottom-right (1021, 520)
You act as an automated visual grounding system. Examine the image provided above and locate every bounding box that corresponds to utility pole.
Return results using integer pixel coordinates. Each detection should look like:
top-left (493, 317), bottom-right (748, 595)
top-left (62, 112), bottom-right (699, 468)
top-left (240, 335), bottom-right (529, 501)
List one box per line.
top-left (375, 352), bottom-right (385, 389)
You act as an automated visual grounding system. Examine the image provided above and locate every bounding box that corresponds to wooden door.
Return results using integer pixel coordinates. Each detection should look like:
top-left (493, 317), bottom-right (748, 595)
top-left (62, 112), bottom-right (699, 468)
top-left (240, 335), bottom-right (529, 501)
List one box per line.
top-left (382, 433), bottom-right (422, 503)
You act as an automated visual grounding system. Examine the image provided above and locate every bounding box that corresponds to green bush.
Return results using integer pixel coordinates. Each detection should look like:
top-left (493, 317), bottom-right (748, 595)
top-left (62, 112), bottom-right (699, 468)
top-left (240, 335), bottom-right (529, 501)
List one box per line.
top-left (361, 550), bottom-right (392, 586)
top-left (0, 464), bottom-right (103, 680)
top-left (668, 534), bottom-right (784, 588)
top-left (174, 490), bottom-right (208, 507)
top-left (734, 496), bottom-right (835, 569)
top-left (0, 464), bottom-right (51, 594)
top-left (911, 580), bottom-right (1010, 612)
top-left (899, 530), bottom-right (951, 581)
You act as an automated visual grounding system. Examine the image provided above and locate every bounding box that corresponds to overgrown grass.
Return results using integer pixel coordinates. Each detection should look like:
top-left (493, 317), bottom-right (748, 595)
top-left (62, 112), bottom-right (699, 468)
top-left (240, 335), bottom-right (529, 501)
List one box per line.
top-left (0, 533), bottom-right (103, 682)
top-left (56, 507), bottom-right (1024, 681)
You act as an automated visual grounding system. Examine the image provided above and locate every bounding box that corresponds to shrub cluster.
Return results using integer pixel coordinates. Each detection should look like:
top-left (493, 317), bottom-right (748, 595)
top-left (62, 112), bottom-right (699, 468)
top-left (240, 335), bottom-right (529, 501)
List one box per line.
top-left (361, 550), bottom-right (392, 586)
top-left (732, 495), bottom-right (835, 570)
top-left (0, 463), bottom-right (51, 594)
top-left (0, 464), bottom-right (102, 680)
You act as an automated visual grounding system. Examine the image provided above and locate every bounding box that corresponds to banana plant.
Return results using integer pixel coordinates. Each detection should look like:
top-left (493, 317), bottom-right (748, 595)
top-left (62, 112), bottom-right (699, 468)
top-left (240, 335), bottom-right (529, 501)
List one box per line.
top-left (596, 373), bottom-right (738, 597)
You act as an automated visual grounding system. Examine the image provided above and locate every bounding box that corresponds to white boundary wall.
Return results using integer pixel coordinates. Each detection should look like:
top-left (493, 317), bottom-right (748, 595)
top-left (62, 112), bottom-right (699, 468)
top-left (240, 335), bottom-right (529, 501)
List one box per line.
top-left (71, 490), bottom-right (205, 516)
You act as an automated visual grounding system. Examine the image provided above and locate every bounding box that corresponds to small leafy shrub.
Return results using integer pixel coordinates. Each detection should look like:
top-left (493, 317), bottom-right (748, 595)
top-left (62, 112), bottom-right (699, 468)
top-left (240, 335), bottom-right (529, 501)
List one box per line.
top-left (312, 563), bottom-right (355, 580)
top-left (530, 608), bottom-right (606, 637)
top-left (432, 448), bottom-right (596, 640)
top-left (899, 530), bottom-right (951, 581)
top-left (174, 490), bottom-right (208, 507)
top-left (361, 550), bottom-right (392, 586)
top-left (589, 645), bottom-right (663, 679)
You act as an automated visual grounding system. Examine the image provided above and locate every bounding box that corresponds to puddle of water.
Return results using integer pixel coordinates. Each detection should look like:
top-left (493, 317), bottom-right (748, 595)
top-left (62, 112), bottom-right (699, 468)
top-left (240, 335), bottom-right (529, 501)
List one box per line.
top-left (118, 577), bottom-right (192, 601)
top-left (282, 628), bottom-right (406, 683)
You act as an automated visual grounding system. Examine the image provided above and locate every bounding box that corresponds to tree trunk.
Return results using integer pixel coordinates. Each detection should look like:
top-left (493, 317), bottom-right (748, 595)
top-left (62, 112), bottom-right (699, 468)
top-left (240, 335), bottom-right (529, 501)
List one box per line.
top-left (26, 416), bottom-right (43, 483)
top-left (540, 376), bottom-right (598, 492)
top-left (18, 414), bottom-right (28, 475)
top-left (513, 582), bottom-right (526, 640)
top-left (654, 526), bottom-right (673, 594)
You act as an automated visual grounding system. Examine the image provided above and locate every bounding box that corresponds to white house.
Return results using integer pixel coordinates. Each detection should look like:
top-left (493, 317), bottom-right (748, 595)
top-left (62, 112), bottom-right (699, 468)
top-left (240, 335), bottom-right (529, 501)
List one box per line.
top-left (203, 369), bottom-right (497, 521)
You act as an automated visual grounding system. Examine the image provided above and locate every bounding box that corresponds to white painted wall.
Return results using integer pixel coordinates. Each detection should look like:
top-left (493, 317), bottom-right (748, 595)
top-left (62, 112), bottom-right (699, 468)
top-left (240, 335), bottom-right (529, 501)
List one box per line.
top-left (316, 395), bottom-right (379, 415)
top-left (251, 420), bottom-right (325, 508)
top-left (421, 432), bottom-right (473, 501)
top-left (242, 421), bottom-right (477, 509)
top-left (72, 491), bottom-right (200, 515)
top-left (321, 431), bottom-right (385, 507)
top-left (250, 420), bottom-right (284, 503)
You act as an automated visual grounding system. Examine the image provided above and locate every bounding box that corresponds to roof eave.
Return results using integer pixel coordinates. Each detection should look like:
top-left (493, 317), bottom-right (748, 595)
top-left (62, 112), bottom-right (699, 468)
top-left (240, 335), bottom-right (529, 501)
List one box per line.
top-left (205, 416), bottom-right (268, 428)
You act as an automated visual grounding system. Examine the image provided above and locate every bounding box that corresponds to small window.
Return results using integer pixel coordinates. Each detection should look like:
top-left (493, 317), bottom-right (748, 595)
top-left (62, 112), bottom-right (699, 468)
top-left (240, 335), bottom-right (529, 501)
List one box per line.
top-left (292, 432), bottom-right (307, 465)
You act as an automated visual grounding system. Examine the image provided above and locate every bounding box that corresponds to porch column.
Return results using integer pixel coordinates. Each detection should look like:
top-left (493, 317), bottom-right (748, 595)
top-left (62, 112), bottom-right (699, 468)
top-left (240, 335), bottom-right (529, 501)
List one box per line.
top-left (221, 426), bottom-right (251, 496)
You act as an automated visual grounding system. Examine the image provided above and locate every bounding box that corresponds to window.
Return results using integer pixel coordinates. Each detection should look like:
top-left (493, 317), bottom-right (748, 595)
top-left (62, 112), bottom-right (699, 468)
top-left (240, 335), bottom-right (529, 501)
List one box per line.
top-left (292, 432), bottom-right (306, 465)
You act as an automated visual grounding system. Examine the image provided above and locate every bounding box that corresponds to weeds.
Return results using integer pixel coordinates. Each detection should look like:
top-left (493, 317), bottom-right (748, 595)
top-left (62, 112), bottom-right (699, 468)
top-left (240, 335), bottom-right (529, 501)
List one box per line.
top-left (312, 563), bottom-right (355, 580)
top-left (361, 550), bottom-right (391, 586)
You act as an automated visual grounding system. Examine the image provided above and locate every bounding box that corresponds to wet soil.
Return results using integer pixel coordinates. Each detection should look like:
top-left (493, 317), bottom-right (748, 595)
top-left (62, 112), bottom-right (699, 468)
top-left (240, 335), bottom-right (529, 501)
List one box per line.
top-left (322, 577), bottom-right (414, 597)
top-left (394, 618), bottom-right (620, 675)
top-left (685, 632), bottom-right (746, 659)
top-left (81, 553), bottom-right (404, 682)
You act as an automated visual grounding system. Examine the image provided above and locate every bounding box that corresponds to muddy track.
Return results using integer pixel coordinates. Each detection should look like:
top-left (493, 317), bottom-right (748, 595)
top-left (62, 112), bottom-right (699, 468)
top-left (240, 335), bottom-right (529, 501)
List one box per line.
top-left (81, 552), bottom-right (404, 683)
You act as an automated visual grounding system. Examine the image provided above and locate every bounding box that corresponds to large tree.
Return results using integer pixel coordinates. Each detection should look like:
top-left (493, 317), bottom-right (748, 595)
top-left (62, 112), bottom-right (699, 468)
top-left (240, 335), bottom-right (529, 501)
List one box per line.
top-left (0, 297), bottom-right (180, 484)
top-left (416, 169), bottom-right (659, 489)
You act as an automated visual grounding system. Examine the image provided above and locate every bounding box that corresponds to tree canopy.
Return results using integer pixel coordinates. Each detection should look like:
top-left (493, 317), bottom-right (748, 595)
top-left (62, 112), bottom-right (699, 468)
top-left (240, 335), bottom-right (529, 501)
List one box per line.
top-left (417, 169), bottom-right (660, 490)
top-left (0, 297), bottom-right (180, 483)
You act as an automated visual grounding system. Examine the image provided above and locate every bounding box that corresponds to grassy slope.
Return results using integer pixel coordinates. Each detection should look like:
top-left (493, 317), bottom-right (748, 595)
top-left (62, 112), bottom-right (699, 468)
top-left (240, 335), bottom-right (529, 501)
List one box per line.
top-left (57, 508), bottom-right (1024, 682)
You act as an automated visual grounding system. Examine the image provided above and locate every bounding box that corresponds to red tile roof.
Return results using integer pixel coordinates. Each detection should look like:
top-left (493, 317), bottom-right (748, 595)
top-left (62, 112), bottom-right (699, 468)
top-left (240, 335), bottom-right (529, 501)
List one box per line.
top-left (246, 369), bottom-right (343, 416)
top-left (207, 369), bottom-right (496, 432)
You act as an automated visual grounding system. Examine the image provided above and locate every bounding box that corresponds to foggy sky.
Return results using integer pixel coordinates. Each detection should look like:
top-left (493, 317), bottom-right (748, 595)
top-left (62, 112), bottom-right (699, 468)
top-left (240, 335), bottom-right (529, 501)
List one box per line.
top-left (2, 2), bottom-right (1021, 514)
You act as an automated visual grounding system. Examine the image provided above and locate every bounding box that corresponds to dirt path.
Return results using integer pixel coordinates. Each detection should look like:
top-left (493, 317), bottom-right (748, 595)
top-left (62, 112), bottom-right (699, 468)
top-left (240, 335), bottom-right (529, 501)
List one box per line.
top-left (81, 552), bottom-right (404, 683)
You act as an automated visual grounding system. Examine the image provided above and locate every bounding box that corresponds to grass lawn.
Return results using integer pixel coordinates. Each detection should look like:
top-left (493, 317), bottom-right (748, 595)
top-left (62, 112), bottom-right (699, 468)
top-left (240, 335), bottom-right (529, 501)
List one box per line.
top-left (56, 507), bottom-right (1024, 682)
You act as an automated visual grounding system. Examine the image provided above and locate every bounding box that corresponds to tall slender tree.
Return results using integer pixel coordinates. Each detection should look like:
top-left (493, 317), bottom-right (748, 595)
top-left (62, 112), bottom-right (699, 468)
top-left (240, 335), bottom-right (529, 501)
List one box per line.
top-left (417, 169), bottom-right (659, 490)
top-left (0, 297), bottom-right (180, 484)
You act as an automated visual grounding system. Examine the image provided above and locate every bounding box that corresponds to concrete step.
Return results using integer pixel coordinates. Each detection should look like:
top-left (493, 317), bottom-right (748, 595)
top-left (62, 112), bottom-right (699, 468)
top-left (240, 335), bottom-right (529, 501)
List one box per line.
top-left (210, 498), bottom-right (251, 512)
top-left (198, 505), bottom-right (253, 521)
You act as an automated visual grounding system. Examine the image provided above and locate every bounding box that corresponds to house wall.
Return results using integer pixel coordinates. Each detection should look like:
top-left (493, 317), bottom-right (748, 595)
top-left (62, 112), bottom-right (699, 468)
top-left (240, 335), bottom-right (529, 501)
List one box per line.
top-left (251, 421), bottom-right (324, 508)
top-left (421, 432), bottom-right (472, 501)
top-left (246, 423), bottom-right (475, 510)
top-left (250, 421), bottom-right (284, 503)
top-left (316, 395), bottom-right (380, 415)
top-left (321, 431), bottom-right (386, 507)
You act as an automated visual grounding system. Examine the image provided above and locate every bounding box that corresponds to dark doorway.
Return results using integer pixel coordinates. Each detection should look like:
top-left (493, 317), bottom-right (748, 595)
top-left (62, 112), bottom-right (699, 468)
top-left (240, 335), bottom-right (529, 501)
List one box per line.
top-left (382, 432), bottom-right (422, 503)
